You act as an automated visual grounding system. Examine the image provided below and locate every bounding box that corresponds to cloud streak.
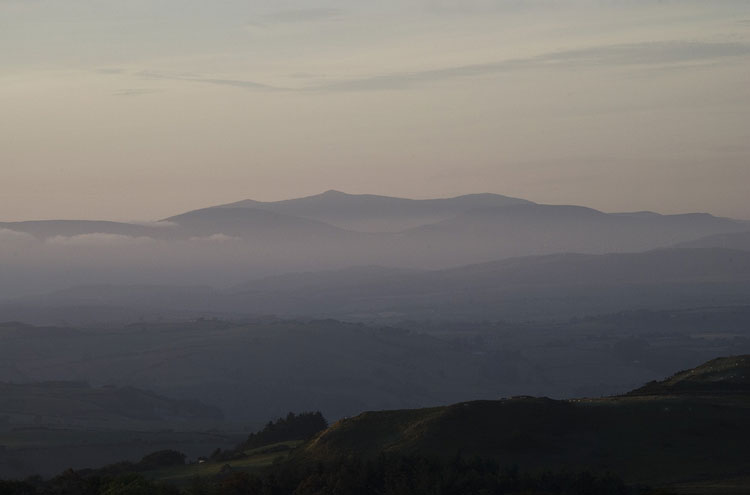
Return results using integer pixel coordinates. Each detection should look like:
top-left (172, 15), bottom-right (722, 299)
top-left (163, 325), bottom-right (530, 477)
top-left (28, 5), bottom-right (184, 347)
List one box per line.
top-left (137, 71), bottom-right (283, 92)
top-left (46, 233), bottom-right (157, 247)
top-left (260, 8), bottom-right (344, 24)
top-left (112, 88), bottom-right (161, 97)
top-left (316, 41), bottom-right (750, 91)
top-left (188, 233), bottom-right (239, 243)
top-left (0, 228), bottom-right (36, 244)
top-left (137, 41), bottom-right (750, 94)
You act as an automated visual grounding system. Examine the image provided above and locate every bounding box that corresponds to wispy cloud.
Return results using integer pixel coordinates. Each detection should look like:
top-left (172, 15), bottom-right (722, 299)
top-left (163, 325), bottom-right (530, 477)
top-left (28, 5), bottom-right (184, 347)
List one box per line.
top-left (137, 71), bottom-right (283, 92)
top-left (543, 41), bottom-right (750, 66)
top-left (46, 233), bottom-right (157, 247)
top-left (317, 41), bottom-right (750, 91)
top-left (0, 228), bottom-right (35, 244)
top-left (247, 8), bottom-right (344, 28)
top-left (188, 233), bottom-right (239, 243)
top-left (130, 41), bottom-right (750, 94)
top-left (112, 88), bottom-right (161, 97)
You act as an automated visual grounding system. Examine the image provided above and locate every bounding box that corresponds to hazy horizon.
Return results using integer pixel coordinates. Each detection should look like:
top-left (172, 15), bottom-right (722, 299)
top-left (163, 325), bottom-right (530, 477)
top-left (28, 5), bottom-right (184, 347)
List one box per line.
top-left (3, 1), bottom-right (750, 221)
top-left (1, 189), bottom-right (749, 223)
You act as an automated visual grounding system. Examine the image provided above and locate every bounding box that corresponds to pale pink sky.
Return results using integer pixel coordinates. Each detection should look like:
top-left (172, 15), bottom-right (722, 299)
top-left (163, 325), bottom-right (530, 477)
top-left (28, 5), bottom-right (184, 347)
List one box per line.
top-left (2, 0), bottom-right (750, 221)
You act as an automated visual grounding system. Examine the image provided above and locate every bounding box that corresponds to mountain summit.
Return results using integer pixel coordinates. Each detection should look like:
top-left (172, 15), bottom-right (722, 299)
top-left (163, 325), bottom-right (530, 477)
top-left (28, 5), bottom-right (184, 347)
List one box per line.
top-left (214, 191), bottom-right (534, 232)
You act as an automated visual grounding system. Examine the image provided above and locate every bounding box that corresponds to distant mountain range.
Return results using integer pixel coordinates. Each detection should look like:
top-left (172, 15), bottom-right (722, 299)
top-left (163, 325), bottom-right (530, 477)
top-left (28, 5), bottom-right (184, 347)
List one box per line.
top-left (2, 190), bottom-right (750, 302)
top-left (210, 190), bottom-right (534, 232)
top-left (2, 191), bottom-right (747, 261)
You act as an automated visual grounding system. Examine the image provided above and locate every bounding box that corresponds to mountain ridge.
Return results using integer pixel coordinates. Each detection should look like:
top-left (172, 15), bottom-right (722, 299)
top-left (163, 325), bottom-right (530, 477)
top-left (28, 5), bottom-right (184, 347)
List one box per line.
top-left (213, 190), bottom-right (535, 232)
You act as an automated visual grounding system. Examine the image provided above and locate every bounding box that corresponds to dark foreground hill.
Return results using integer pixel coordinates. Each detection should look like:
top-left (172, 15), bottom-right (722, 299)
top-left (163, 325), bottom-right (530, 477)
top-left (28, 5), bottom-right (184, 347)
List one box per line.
top-left (294, 356), bottom-right (750, 487)
top-left (3, 357), bottom-right (749, 493)
top-left (630, 355), bottom-right (750, 395)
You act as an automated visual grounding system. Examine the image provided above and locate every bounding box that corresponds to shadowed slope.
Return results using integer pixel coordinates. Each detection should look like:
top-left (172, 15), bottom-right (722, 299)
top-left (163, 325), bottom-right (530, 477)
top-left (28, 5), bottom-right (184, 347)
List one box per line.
top-left (630, 355), bottom-right (750, 395)
top-left (295, 356), bottom-right (750, 485)
top-left (164, 206), bottom-right (356, 240)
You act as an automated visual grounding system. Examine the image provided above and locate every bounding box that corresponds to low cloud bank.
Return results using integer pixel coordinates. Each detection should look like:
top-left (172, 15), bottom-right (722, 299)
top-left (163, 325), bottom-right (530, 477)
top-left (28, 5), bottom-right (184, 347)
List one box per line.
top-left (45, 233), bottom-right (158, 247)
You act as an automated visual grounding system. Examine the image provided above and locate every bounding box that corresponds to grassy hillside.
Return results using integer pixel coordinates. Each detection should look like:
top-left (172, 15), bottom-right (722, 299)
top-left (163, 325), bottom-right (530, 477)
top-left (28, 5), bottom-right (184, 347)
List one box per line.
top-left (143, 441), bottom-right (302, 487)
top-left (4, 357), bottom-right (749, 493)
top-left (631, 355), bottom-right (750, 395)
top-left (294, 356), bottom-right (750, 487)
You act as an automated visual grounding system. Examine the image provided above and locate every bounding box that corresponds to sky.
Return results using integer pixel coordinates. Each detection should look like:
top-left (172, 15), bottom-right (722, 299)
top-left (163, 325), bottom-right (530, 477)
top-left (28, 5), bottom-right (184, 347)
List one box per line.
top-left (2, 0), bottom-right (750, 221)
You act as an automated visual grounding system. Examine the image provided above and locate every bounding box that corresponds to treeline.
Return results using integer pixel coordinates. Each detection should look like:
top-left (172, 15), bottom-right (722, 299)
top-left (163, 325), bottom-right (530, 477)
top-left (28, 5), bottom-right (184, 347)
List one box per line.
top-left (239, 411), bottom-right (327, 451)
top-left (208, 411), bottom-right (328, 463)
top-left (0, 450), bottom-right (186, 494)
top-left (0, 454), bottom-right (670, 494)
top-left (0, 471), bottom-right (179, 495)
top-left (200, 455), bottom-right (667, 495)
top-left (0, 410), bottom-right (675, 494)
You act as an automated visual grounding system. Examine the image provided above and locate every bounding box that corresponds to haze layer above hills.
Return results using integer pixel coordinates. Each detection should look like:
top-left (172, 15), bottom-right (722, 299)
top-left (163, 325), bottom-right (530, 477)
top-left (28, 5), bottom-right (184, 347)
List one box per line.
top-left (6, 248), bottom-right (750, 325)
top-left (1, 191), bottom-right (749, 299)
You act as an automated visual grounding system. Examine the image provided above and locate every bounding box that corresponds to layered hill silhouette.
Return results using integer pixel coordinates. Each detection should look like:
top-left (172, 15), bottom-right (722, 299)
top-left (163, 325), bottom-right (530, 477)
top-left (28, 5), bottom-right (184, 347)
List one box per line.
top-left (164, 206), bottom-right (355, 241)
top-left (676, 230), bottom-right (750, 251)
top-left (0, 381), bottom-right (222, 429)
top-left (226, 247), bottom-right (750, 320)
top-left (170, 192), bottom-right (748, 265)
top-left (294, 355), bottom-right (750, 486)
top-left (399, 203), bottom-right (747, 261)
top-left (213, 190), bottom-right (534, 232)
top-left (225, 247), bottom-right (750, 317)
top-left (0, 311), bottom-right (747, 426)
top-left (2, 191), bottom-right (746, 259)
top-left (5, 247), bottom-right (750, 323)
top-left (3, 190), bottom-right (749, 309)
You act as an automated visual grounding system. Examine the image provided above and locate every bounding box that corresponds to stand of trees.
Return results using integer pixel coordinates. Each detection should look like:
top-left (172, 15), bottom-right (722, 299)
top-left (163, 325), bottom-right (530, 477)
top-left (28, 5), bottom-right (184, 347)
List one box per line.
top-left (173, 455), bottom-right (665, 495)
top-left (208, 411), bottom-right (329, 463)
top-left (0, 454), bottom-right (670, 495)
top-left (239, 411), bottom-right (328, 451)
top-left (0, 471), bottom-right (179, 495)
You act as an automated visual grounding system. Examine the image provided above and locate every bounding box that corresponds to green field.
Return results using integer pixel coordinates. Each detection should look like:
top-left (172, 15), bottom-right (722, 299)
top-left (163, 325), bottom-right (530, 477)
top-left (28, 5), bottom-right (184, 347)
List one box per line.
top-left (143, 441), bottom-right (302, 486)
